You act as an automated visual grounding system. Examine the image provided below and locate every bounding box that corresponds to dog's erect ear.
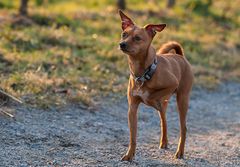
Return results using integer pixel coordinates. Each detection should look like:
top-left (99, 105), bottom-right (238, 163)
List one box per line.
top-left (119, 10), bottom-right (134, 30)
top-left (144, 24), bottom-right (166, 37)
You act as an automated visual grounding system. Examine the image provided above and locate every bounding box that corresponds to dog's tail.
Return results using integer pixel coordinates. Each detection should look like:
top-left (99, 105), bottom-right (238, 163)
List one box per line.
top-left (157, 41), bottom-right (184, 56)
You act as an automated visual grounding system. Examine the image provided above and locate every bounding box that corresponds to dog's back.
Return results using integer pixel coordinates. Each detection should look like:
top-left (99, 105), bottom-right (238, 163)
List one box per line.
top-left (157, 41), bottom-right (193, 93)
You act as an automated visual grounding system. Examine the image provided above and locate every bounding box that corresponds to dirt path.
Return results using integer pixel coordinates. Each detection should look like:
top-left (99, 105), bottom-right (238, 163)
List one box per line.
top-left (0, 82), bottom-right (240, 167)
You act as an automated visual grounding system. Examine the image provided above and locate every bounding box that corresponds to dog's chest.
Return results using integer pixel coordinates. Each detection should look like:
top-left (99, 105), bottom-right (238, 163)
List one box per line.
top-left (132, 89), bottom-right (150, 102)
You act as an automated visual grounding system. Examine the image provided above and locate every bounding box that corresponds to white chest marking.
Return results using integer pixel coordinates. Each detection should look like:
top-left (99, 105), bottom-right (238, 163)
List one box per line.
top-left (132, 90), bottom-right (150, 101)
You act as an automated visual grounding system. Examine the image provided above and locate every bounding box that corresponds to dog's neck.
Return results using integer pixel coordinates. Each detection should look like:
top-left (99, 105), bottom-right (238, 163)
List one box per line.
top-left (128, 45), bottom-right (156, 77)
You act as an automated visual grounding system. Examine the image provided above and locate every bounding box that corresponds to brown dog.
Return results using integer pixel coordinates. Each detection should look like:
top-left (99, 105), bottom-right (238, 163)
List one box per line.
top-left (118, 10), bottom-right (194, 161)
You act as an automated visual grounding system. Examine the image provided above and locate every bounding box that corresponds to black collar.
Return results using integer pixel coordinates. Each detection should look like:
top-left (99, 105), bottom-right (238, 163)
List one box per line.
top-left (130, 57), bottom-right (158, 86)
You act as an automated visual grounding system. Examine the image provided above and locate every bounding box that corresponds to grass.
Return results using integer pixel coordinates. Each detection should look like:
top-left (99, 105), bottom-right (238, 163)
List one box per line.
top-left (0, 0), bottom-right (239, 108)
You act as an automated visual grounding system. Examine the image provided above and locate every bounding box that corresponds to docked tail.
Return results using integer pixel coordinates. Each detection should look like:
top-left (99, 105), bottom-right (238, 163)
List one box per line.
top-left (158, 41), bottom-right (184, 56)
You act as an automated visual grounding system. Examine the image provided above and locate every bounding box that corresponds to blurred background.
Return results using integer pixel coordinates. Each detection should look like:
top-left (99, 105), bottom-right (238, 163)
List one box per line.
top-left (0, 0), bottom-right (239, 108)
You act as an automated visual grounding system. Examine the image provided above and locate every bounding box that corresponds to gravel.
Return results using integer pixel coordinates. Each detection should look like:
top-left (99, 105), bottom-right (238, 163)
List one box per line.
top-left (0, 82), bottom-right (239, 167)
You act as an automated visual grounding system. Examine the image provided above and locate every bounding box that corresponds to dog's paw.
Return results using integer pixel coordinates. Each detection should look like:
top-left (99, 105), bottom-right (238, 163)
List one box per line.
top-left (159, 142), bottom-right (168, 149)
top-left (121, 154), bottom-right (134, 161)
top-left (175, 150), bottom-right (184, 159)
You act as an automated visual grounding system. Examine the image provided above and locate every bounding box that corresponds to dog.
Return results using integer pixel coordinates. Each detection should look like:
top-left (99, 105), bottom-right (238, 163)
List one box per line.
top-left (118, 10), bottom-right (194, 161)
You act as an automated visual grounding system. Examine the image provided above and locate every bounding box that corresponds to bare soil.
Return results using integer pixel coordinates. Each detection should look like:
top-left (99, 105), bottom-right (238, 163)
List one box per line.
top-left (0, 82), bottom-right (239, 167)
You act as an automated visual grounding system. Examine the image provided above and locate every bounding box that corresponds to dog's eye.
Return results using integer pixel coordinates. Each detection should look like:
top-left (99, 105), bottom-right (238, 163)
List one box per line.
top-left (134, 36), bottom-right (141, 41)
top-left (122, 32), bottom-right (128, 38)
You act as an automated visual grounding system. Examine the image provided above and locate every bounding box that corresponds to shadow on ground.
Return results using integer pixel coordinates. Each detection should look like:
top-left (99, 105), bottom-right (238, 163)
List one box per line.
top-left (0, 82), bottom-right (239, 166)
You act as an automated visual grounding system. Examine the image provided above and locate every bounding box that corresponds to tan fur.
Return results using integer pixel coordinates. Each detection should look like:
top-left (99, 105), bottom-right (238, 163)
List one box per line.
top-left (119, 10), bottom-right (194, 161)
top-left (158, 41), bottom-right (184, 56)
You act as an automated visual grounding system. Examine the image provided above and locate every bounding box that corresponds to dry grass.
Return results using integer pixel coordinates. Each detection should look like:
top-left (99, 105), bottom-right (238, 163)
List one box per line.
top-left (0, 0), bottom-right (239, 107)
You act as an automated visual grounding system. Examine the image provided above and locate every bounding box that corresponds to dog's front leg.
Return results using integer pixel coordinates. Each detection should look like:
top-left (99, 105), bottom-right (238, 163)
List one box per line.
top-left (158, 99), bottom-right (169, 149)
top-left (121, 101), bottom-right (140, 161)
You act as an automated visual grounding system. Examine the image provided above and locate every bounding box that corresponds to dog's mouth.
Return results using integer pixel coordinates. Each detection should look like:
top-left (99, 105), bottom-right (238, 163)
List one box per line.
top-left (121, 48), bottom-right (129, 53)
top-left (119, 47), bottom-right (134, 54)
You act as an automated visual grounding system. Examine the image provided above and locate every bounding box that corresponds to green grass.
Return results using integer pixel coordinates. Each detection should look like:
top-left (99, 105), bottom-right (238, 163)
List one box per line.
top-left (0, 0), bottom-right (239, 108)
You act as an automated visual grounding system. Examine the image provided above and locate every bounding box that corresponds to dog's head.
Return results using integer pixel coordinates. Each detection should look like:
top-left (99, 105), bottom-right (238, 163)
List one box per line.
top-left (119, 10), bottom-right (166, 57)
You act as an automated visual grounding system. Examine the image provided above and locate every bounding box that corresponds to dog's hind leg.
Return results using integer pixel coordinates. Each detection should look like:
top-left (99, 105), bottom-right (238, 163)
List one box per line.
top-left (158, 99), bottom-right (169, 149)
top-left (175, 92), bottom-right (190, 159)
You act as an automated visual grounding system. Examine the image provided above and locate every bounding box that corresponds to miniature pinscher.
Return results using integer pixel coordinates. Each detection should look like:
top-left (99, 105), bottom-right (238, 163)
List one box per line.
top-left (118, 10), bottom-right (193, 161)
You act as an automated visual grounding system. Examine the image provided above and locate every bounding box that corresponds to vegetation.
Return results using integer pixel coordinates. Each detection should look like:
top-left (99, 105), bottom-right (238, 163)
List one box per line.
top-left (0, 0), bottom-right (239, 108)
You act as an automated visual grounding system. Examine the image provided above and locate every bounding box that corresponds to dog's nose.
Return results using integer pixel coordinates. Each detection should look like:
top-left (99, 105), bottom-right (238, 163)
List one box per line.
top-left (119, 42), bottom-right (127, 50)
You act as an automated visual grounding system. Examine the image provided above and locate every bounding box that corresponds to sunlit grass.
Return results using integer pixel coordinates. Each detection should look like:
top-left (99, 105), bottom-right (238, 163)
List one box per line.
top-left (0, 0), bottom-right (239, 107)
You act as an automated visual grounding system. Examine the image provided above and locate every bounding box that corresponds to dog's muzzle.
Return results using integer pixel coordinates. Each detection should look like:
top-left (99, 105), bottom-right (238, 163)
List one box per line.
top-left (119, 42), bottom-right (127, 50)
